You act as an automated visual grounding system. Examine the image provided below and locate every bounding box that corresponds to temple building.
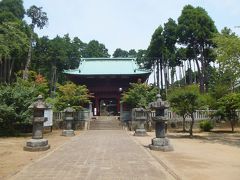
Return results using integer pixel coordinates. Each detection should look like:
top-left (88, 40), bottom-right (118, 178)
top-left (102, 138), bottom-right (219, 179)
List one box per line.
top-left (64, 58), bottom-right (151, 116)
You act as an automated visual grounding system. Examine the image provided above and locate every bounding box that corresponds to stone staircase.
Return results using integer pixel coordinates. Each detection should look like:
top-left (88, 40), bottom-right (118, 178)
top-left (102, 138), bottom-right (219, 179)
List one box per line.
top-left (89, 116), bottom-right (122, 130)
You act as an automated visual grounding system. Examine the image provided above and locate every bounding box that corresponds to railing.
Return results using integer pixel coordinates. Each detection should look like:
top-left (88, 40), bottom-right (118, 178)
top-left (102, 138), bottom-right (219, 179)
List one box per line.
top-left (53, 112), bottom-right (64, 121)
top-left (53, 110), bottom-right (90, 121)
top-left (150, 110), bottom-right (217, 121)
top-left (54, 109), bottom-right (240, 122)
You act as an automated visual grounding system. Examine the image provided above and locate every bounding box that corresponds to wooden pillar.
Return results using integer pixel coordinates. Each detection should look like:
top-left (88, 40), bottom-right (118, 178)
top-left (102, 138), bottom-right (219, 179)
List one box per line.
top-left (95, 97), bottom-right (99, 116)
top-left (117, 96), bottom-right (120, 114)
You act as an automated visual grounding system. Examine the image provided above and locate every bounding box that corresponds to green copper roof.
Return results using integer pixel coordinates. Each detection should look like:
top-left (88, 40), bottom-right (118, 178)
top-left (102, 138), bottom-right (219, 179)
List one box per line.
top-left (64, 58), bottom-right (151, 75)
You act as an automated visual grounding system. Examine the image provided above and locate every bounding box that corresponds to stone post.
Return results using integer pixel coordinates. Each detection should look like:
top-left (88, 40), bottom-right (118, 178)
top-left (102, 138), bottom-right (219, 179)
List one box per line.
top-left (149, 94), bottom-right (173, 151)
top-left (24, 95), bottom-right (50, 151)
top-left (62, 105), bottom-right (75, 136)
top-left (120, 102), bottom-right (123, 121)
top-left (89, 102), bottom-right (93, 118)
top-left (133, 108), bottom-right (148, 136)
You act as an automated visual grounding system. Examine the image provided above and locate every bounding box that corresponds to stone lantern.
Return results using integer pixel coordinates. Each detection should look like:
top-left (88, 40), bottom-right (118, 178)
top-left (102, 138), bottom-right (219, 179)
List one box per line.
top-left (132, 108), bottom-right (148, 136)
top-left (149, 94), bottom-right (173, 151)
top-left (24, 95), bottom-right (50, 151)
top-left (62, 105), bottom-right (75, 136)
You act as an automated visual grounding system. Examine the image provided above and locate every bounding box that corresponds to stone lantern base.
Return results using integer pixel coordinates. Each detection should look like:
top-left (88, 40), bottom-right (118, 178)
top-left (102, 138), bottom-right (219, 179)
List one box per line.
top-left (134, 129), bottom-right (148, 136)
top-left (24, 139), bottom-right (50, 152)
top-left (149, 137), bottom-right (173, 151)
top-left (62, 129), bottom-right (75, 137)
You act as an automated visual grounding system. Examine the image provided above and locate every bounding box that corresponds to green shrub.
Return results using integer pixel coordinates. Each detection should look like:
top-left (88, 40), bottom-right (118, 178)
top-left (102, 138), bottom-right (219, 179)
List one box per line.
top-left (121, 83), bottom-right (158, 108)
top-left (0, 78), bottom-right (49, 136)
top-left (199, 120), bottom-right (213, 132)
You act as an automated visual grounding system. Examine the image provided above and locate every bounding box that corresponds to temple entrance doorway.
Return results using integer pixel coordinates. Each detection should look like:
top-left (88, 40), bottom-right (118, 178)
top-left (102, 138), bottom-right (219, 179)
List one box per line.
top-left (99, 98), bottom-right (118, 116)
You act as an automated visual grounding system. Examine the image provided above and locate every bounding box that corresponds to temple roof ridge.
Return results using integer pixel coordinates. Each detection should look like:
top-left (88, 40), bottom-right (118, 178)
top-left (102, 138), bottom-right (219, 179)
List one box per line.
top-left (64, 57), bottom-right (151, 76)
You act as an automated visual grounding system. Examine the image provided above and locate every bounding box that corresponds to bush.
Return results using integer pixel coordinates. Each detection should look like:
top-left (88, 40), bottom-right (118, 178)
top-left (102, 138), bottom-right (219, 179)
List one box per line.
top-left (199, 120), bottom-right (213, 132)
top-left (121, 83), bottom-right (158, 108)
top-left (53, 82), bottom-right (91, 111)
top-left (0, 77), bottom-right (49, 136)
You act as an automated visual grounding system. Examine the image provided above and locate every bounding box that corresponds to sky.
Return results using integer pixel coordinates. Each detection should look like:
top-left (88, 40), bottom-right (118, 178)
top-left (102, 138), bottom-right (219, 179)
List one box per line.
top-left (23, 0), bottom-right (240, 55)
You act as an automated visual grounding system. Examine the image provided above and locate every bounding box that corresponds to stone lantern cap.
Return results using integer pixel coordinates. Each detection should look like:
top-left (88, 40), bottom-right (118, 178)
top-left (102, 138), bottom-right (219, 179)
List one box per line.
top-left (63, 105), bottom-right (76, 113)
top-left (132, 107), bottom-right (147, 121)
top-left (63, 105), bottom-right (75, 121)
top-left (149, 94), bottom-right (169, 109)
top-left (29, 95), bottom-right (48, 110)
top-left (134, 107), bottom-right (145, 111)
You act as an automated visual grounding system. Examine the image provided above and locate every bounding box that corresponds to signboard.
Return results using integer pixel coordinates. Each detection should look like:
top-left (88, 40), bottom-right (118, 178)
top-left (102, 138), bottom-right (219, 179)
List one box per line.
top-left (44, 109), bottom-right (53, 127)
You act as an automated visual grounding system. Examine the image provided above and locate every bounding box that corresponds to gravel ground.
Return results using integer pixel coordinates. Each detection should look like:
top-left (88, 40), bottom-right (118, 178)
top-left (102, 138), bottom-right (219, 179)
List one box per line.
top-left (131, 129), bottom-right (240, 180)
top-left (0, 130), bottom-right (81, 180)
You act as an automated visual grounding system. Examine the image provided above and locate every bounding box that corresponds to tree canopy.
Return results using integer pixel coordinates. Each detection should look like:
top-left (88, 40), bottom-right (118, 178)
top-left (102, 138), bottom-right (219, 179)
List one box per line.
top-left (82, 40), bottom-right (110, 58)
top-left (52, 82), bottom-right (91, 111)
top-left (23, 5), bottom-right (48, 80)
top-left (0, 0), bottom-right (25, 20)
top-left (113, 48), bottom-right (128, 58)
top-left (213, 31), bottom-right (240, 87)
top-left (121, 83), bottom-right (158, 108)
top-left (217, 93), bottom-right (240, 132)
top-left (168, 85), bottom-right (202, 136)
top-left (177, 5), bottom-right (217, 93)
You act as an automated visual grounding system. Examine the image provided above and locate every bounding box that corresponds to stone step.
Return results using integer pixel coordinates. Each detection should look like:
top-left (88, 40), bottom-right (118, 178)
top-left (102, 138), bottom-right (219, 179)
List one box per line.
top-left (90, 126), bottom-right (122, 130)
top-left (89, 116), bottom-right (122, 130)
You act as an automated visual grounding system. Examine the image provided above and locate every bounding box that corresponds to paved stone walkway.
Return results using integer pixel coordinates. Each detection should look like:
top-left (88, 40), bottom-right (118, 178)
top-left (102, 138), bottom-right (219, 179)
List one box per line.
top-left (11, 130), bottom-right (173, 180)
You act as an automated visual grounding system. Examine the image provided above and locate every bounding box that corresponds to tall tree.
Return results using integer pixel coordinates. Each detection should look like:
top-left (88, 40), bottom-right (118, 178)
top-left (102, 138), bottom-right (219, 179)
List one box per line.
top-left (128, 49), bottom-right (137, 57)
top-left (0, 21), bottom-right (29, 83)
top-left (146, 25), bottom-right (165, 89)
top-left (136, 49), bottom-right (147, 65)
top-left (113, 48), bottom-right (128, 58)
top-left (32, 34), bottom-right (85, 96)
top-left (0, 0), bottom-right (25, 20)
top-left (82, 40), bottom-right (110, 58)
top-left (163, 18), bottom-right (178, 88)
top-left (23, 5), bottom-right (48, 80)
top-left (178, 5), bottom-right (217, 93)
top-left (0, 0), bottom-right (29, 83)
top-left (213, 29), bottom-right (240, 90)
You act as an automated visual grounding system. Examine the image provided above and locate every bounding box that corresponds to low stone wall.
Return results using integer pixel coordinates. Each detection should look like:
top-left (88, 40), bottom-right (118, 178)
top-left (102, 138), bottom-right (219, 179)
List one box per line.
top-left (52, 110), bottom-right (91, 130)
top-left (73, 120), bottom-right (90, 130)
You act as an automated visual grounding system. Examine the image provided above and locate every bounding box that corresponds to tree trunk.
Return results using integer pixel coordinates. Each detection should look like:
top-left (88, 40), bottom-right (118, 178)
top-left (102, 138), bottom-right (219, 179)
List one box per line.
top-left (8, 58), bottom-right (15, 83)
top-left (50, 65), bottom-right (57, 98)
top-left (156, 59), bottom-right (160, 89)
top-left (195, 59), bottom-right (204, 93)
top-left (183, 62), bottom-right (186, 85)
top-left (193, 46), bottom-right (204, 93)
top-left (199, 45), bottom-right (206, 93)
top-left (0, 59), bottom-right (1, 81)
top-left (160, 59), bottom-right (163, 90)
top-left (23, 32), bottom-right (33, 80)
top-left (153, 62), bottom-right (156, 86)
top-left (179, 65), bottom-right (182, 86)
top-left (168, 66), bottom-right (170, 86)
top-left (230, 119), bottom-right (235, 132)
top-left (171, 67), bottom-right (175, 85)
top-left (182, 116), bottom-right (186, 132)
top-left (189, 113), bottom-right (195, 136)
top-left (3, 57), bottom-right (7, 83)
top-left (189, 60), bottom-right (192, 84)
top-left (164, 65), bottom-right (169, 89)
top-left (175, 67), bottom-right (180, 87)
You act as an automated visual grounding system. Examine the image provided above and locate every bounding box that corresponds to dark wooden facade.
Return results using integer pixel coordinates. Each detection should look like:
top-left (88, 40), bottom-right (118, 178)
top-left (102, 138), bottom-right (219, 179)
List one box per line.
top-left (66, 74), bottom-right (149, 116)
